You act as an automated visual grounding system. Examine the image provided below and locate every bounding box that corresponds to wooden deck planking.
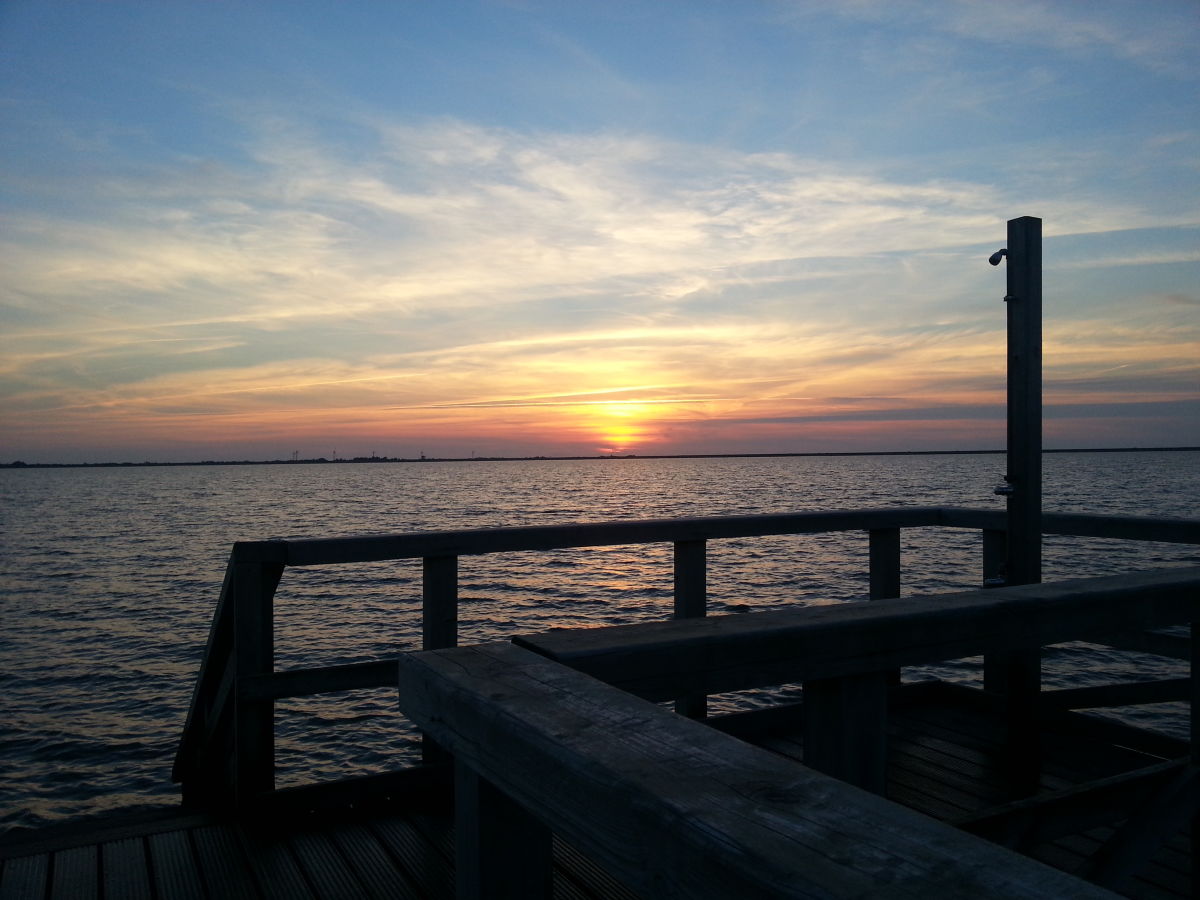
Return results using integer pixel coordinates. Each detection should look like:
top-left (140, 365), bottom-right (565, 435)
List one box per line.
top-left (235, 825), bottom-right (315, 899)
top-left (148, 830), bottom-right (204, 900)
top-left (327, 821), bottom-right (421, 899)
top-left (100, 837), bottom-right (152, 900)
top-left (368, 816), bottom-right (455, 898)
top-left (754, 696), bottom-right (1189, 900)
top-left (48, 844), bottom-right (96, 900)
top-left (191, 825), bottom-right (258, 900)
top-left (0, 855), bottom-right (48, 900)
top-left (1, 693), bottom-right (1192, 899)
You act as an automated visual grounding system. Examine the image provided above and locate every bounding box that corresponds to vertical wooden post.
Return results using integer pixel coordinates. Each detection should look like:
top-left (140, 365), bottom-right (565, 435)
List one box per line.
top-left (981, 528), bottom-right (1007, 587)
top-left (422, 555), bottom-right (458, 764)
top-left (868, 528), bottom-right (900, 600)
top-left (869, 527), bottom-right (901, 685)
top-left (455, 760), bottom-right (553, 900)
top-left (1191, 620), bottom-right (1199, 885)
top-left (231, 551), bottom-right (283, 806)
top-left (1005, 215), bottom-right (1042, 588)
top-left (803, 672), bottom-right (889, 796)
top-left (997, 215), bottom-right (1043, 797)
top-left (982, 529), bottom-right (1008, 690)
top-left (422, 555), bottom-right (459, 651)
top-left (673, 539), bottom-right (707, 719)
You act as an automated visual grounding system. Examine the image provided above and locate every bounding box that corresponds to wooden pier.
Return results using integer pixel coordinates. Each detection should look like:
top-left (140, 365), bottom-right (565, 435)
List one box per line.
top-left (7, 216), bottom-right (1198, 896)
top-left (3, 508), bottom-right (1199, 898)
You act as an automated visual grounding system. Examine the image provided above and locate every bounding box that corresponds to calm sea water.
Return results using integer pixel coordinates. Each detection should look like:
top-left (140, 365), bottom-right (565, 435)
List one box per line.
top-left (1, 452), bottom-right (1198, 835)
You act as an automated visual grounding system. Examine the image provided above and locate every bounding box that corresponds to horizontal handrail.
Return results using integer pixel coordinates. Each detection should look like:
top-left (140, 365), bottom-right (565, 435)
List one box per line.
top-left (941, 508), bottom-right (1200, 544)
top-left (398, 641), bottom-right (1117, 899)
top-left (232, 507), bottom-right (1200, 566)
top-left (235, 506), bottom-right (947, 565)
top-left (514, 567), bottom-right (1200, 700)
top-left (176, 505), bottom-right (1200, 809)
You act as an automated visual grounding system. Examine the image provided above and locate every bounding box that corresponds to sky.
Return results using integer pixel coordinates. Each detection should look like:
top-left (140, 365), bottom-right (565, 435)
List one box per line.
top-left (1, 1), bottom-right (1197, 463)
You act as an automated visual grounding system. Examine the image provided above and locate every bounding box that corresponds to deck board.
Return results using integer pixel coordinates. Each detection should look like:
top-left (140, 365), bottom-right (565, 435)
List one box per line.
top-left (287, 829), bottom-right (367, 899)
top-left (49, 844), bottom-right (96, 900)
top-left (369, 816), bottom-right (455, 898)
top-left (236, 826), bottom-right (315, 899)
top-left (100, 837), bottom-right (152, 900)
top-left (147, 830), bottom-right (204, 900)
top-left (328, 822), bottom-right (421, 899)
top-left (192, 824), bottom-right (258, 899)
top-left (0, 854), bottom-right (48, 900)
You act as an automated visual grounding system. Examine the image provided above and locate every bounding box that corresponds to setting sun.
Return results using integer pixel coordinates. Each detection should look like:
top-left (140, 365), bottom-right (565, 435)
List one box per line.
top-left (593, 402), bottom-right (653, 453)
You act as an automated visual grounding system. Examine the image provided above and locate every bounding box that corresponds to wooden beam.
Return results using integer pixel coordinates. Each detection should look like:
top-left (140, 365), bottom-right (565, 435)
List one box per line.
top-left (803, 671), bottom-right (888, 794)
top-left (273, 508), bottom-right (948, 566)
top-left (868, 528), bottom-right (901, 600)
top-left (939, 507), bottom-right (1200, 545)
top-left (455, 759), bottom-right (553, 900)
top-left (397, 642), bottom-right (1115, 899)
top-left (1003, 214), bottom-right (1042, 588)
top-left (1039, 678), bottom-right (1191, 711)
top-left (956, 758), bottom-right (1186, 849)
top-left (673, 539), bottom-right (707, 719)
top-left (232, 559), bottom-right (283, 806)
top-left (516, 568), bottom-right (1200, 702)
top-left (240, 660), bottom-right (397, 701)
top-left (1084, 763), bottom-right (1200, 891)
top-left (1091, 628), bottom-right (1191, 660)
top-left (251, 765), bottom-right (451, 817)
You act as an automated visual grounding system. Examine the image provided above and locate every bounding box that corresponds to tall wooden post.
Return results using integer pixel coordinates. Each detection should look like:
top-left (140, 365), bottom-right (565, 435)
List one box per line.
top-left (996, 216), bottom-right (1043, 797)
top-left (1005, 215), bottom-right (1042, 587)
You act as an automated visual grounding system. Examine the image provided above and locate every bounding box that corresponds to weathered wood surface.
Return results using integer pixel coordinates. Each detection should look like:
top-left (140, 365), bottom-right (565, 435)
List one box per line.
top-left (229, 507), bottom-right (1200, 567)
top-left (940, 508), bottom-right (1200, 545)
top-left (0, 806), bottom-right (634, 900)
top-left (515, 567), bottom-right (1200, 701)
top-left (397, 641), bottom-right (1116, 899)
top-left (250, 508), bottom-right (949, 565)
top-left (1003, 214), bottom-right (1043, 588)
top-left (758, 688), bottom-right (1193, 897)
top-left (231, 560), bottom-right (283, 805)
top-left (672, 538), bottom-right (707, 718)
top-left (1040, 678), bottom-right (1192, 711)
top-left (956, 759), bottom-right (1188, 848)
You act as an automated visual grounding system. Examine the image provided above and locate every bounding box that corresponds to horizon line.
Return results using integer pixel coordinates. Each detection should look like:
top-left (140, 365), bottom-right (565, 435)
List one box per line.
top-left (4, 446), bottom-right (1198, 469)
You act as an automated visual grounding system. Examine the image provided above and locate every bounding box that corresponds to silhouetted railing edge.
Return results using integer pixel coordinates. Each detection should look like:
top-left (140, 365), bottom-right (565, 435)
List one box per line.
top-left (174, 505), bottom-right (1200, 809)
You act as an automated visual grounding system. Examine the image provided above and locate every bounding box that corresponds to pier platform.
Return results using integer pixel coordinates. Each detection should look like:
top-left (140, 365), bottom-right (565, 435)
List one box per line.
top-left (5, 509), bottom-right (1199, 898)
top-left (1, 678), bottom-right (1191, 899)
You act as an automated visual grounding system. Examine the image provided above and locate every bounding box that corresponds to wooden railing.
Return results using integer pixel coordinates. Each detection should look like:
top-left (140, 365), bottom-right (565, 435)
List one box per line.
top-left (172, 506), bottom-right (1200, 809)
top-left (395, 565), bottom-right (1200, 899)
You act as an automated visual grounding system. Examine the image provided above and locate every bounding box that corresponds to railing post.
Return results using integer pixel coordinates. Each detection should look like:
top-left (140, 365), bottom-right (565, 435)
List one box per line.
top-left (422, 555), bottom-right (458, 763)
top-left (803, 528), bottom-right (897, 793)
top-left (422, 555), bottom-right (458, 651)
top-left (982, 528), bottom-right (1009, 690)
top-left (981, 528), bottom-right (1007, 588)
top-left (232, 553), bottom-right (283, 807)
top-left (1192, 620), bottom-right (1199, 882)
top-left (673, 539), bottom-right (707, 719)
top-left (455, 759), bottom-right (552, 900)
top-left (869, 527), bottom-right (901, 687)
top-left (868, 528), bottom-right (900, 601)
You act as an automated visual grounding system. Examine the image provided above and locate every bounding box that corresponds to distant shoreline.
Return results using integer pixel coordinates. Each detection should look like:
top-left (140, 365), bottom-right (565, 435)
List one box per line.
top-left (3, 446), bottom-right (1197, 469)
